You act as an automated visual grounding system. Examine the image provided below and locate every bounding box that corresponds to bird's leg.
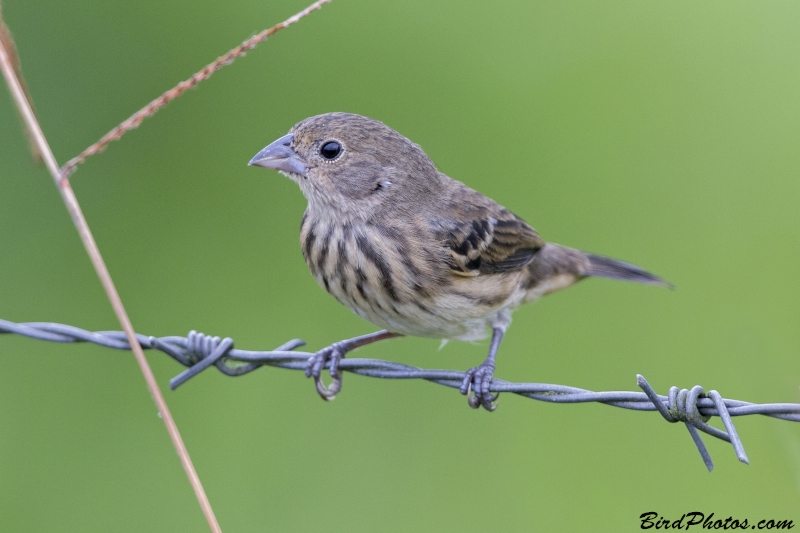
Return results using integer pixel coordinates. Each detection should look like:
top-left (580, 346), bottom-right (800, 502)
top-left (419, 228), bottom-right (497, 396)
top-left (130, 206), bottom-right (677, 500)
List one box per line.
top-left (460, 327), bottom-right (504, 411)
top-left (305, 330), bottom-right (402, 400)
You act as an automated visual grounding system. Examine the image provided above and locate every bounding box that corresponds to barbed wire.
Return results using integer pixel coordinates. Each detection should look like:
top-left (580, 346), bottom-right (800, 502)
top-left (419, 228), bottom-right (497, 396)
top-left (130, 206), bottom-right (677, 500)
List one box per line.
top-left (2, 318), bottom-right (799, 472)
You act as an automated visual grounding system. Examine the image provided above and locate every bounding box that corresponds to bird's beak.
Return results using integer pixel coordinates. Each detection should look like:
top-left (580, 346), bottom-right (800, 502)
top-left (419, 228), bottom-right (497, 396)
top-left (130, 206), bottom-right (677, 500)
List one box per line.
top-left (248, 133), bottom-right (307, 176)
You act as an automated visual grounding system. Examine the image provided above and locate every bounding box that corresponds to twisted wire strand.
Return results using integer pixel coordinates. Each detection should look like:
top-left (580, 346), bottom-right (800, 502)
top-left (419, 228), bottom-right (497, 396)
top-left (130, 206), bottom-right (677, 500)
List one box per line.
top-left (2, 318), bottom-right (799, 471)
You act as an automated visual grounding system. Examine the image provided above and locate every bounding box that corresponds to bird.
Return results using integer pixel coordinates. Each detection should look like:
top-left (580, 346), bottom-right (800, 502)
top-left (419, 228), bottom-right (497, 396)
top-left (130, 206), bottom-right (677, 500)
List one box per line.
top-left (249, 112), bottom-right (669, 410)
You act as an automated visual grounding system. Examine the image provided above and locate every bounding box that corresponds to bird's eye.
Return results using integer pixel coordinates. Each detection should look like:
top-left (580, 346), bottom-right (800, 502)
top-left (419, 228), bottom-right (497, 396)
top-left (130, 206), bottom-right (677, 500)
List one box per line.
top-left (320, 141), bottom-right (342, 160)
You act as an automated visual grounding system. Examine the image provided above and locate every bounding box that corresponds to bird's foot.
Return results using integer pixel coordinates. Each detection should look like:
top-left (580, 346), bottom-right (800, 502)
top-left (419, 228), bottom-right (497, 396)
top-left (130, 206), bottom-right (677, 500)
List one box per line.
top-left (460, 361), bottom-right (499, 411)
top-left (303, 331), bottom-right (401, 401)
top-left (305, 341), bottom-right (348, 401)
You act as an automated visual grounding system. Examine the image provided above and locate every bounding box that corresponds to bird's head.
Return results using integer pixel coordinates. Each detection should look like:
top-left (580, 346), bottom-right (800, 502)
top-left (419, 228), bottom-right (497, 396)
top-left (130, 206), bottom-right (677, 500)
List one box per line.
top-left (249, 112), bottom-right (440, 219)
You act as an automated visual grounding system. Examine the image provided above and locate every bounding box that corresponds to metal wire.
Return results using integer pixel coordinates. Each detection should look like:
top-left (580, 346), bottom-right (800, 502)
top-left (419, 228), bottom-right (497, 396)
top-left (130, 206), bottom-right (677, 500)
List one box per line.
top-left (2, 318), bottom-right (799, 472)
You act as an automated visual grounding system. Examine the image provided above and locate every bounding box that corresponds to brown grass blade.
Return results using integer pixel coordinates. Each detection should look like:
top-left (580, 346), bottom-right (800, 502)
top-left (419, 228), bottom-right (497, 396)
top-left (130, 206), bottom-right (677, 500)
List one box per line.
top-left (0, 1), bottom-right (43, 163)
top-left (60, 0), bottom-right (331, 179)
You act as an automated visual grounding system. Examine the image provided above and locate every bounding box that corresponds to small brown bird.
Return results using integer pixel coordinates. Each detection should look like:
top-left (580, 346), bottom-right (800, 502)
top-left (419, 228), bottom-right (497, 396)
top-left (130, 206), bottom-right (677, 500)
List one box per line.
top-left (249, 113), bottom-right (668, 409)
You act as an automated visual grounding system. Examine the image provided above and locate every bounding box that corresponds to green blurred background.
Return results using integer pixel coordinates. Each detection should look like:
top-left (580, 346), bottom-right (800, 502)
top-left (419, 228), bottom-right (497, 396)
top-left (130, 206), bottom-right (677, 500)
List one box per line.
top-left (1, 0), bottom-right (799, 530)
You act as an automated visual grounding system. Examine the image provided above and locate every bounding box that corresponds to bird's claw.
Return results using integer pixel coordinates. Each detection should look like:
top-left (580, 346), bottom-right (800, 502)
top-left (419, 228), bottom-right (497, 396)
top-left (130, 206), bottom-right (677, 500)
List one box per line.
top-left (460, 362), bottom-right (499, 411)
top-left (305, 342), bottom-right (347, 401)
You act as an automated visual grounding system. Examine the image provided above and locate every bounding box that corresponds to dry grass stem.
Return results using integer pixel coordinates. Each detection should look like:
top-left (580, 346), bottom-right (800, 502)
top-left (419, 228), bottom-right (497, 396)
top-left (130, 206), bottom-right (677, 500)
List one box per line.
top-left (59, 0), bottom-right (331, 179)
top-left (0, 2), bottom-right (42, 162)
top-left (1, 1), bottom-right (332, 529)
top-left (0, 22), bottom-right (224, 533)
top-left (0, 1), bottom-right (330, 530)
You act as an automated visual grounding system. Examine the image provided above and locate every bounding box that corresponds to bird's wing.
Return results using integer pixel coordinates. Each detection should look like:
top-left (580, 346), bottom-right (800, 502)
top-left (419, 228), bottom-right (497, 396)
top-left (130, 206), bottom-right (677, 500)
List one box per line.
top-left (434, 193), bottom-right (545, 277)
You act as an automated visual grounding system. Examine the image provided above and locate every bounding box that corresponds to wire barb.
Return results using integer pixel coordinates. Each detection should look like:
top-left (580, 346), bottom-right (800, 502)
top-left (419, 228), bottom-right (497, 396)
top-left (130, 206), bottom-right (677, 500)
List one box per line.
top-left (636, 376), bottom-right (749, 471)
top-left (2, 318), bottom-right (798, 470)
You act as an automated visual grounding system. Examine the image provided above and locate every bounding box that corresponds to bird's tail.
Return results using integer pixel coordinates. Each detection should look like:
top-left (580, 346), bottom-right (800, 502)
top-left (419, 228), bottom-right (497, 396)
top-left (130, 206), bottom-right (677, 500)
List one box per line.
top-left (583, 252), bottom-right (671, 288)
top-left (524, 244), bottom-right (671, 301)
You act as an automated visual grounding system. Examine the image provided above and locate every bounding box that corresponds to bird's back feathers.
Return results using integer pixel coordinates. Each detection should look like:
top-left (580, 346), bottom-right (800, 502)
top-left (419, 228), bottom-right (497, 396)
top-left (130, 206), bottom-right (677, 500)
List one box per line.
top-left (434, 182), bottom-right (544, 277)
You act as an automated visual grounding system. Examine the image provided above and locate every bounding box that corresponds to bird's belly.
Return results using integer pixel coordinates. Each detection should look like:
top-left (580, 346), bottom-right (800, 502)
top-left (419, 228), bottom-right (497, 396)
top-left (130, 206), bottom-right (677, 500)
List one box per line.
top-left (333, 288), bottom-right (493, 340)
top-left (301, 218), bottom-right (525, 341)
top-left (326, 272), bottom-right (525, 341)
